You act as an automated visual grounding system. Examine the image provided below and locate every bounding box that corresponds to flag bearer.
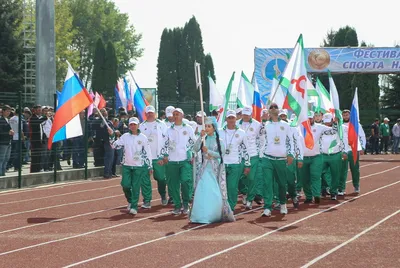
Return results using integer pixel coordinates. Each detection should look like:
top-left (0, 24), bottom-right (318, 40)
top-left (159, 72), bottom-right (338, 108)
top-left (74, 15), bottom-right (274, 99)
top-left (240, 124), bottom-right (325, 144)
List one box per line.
top-left (140, 105), bottom-right (169, 206)
top-left (163, 108), bottom-right (195, 215)
top-left (219, 110), bottom-right (250, 211)
top-left (320, 113), bottom-right (347, 200)
top-left (237, 106), bottom-right (261, 209)
top-left (260, 103), bottom-right (295, 217)
top-left (112, 117), bottom-right (153, 215)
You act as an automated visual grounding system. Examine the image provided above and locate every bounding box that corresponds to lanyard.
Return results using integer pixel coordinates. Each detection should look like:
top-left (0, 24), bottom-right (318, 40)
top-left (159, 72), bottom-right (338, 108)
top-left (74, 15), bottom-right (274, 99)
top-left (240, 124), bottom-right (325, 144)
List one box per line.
top-left (225, 128), bottom-right (238, 149)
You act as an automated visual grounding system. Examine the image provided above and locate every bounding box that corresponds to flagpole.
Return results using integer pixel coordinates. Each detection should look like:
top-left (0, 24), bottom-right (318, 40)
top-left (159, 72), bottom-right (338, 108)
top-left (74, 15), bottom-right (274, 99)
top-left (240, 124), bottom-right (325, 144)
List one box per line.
top-left (194, 61), bottom-right (205, 142)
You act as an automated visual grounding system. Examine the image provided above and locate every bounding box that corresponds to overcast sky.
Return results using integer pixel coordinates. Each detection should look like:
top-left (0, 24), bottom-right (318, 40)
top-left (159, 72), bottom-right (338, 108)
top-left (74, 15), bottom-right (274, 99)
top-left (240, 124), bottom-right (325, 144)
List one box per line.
top-left (114, 0), bottom-right (399, 92)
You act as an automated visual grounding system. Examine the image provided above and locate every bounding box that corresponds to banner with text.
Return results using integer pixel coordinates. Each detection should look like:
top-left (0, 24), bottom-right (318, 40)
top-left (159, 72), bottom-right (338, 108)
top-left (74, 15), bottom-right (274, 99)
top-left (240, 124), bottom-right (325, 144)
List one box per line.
top-left (254, 47), bottom-right (400, 104)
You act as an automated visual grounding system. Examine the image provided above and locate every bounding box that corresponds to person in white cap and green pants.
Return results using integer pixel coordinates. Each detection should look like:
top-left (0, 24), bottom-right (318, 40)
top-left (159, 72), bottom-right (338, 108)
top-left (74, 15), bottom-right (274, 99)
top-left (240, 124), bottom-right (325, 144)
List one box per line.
top-left (112, 117), bottom-right (153, 215)
top-left (237, 106), bottom-right (261, 209)
top-left (163, 108), bottom-right (195, 215)
top-left (140, 105), bottom-right (169, 205)
top-left (162, 105), bottom-right (175, 204)
top-left (219, 110), bottom-right (250, 211)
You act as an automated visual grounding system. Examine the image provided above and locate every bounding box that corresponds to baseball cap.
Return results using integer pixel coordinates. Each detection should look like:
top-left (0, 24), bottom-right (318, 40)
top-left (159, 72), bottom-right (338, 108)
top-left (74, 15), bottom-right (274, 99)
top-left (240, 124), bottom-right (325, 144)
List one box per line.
top-left (145, 105), bottom-right (155, 113)
top-left (236, 108), bottom-right (243, 114)
top-left (384, 117), bottom-right (390, 121)
top-left (279, 109), bottom-right (288, 116)
top-left (308, 111), bottom-right (315, 118)
top-left (196, 111), bottom-right (206, 117)
top-left (323, 113), bottom-right (333, 123)
top-left (165, 106), bottom-right (175, 117)
top-left (242, 106), bottom-right (252, 116)
top-left (128, 117), bottom-right (140, 125)
top-left (226, 110), bottom-right (236, 118)
top-left (173, 108), bottom-right (184, 115)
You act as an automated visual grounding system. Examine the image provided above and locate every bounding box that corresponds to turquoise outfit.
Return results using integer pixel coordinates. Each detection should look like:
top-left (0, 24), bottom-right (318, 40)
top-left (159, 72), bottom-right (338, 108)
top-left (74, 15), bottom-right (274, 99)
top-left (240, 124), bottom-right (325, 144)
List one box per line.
top-left (190, 134), bottom-right (235, 224)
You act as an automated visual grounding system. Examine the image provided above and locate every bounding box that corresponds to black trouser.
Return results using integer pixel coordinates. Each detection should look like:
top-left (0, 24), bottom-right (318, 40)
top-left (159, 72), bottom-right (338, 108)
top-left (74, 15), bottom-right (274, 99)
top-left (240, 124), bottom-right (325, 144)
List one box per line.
top-left (380, 136), bottom-right (389, 153)
top-left (93, 139), bottom-right (104, 166)
top-left (370, 136), bottom-right (380, 154)
top-left (30, 141), bottom-right (43, 173)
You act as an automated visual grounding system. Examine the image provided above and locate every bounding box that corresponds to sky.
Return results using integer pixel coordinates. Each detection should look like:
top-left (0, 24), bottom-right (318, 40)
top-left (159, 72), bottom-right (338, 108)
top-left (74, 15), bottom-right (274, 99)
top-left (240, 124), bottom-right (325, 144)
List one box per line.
top-left (113, 0), bottom-right (399, 93)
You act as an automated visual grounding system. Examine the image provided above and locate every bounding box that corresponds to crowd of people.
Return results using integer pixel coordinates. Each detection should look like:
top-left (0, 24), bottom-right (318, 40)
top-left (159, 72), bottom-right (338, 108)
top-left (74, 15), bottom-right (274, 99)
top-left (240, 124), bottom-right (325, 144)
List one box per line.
top-left (0, 102), bottom-right (399, 223)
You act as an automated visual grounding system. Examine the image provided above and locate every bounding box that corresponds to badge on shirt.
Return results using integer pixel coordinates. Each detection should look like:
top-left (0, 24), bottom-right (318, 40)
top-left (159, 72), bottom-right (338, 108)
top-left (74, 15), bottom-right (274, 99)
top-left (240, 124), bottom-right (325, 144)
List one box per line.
top-left (280, 126), bottom-right (284, 131)
top-left (138, 140), bottom-right (142, 145)
top-left (148, 135), bottom-right (154, 142)
top-left (274, 136), bottom-right (280, 145)
top-left (183, 131), bottom-right (187, 136)
top-left (235, 134), bottom-right (239, 138)
top-left (250, 127), bottom-right (254, 132)
top-left (133, 151), bottom-right (140, 161)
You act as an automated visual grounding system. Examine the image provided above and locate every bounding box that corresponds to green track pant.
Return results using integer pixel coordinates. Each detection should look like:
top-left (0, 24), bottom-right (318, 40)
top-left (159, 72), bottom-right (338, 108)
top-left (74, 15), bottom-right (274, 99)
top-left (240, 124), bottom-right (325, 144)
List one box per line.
top-left (226, 164), bottom-right (244, 211)
top-left (339, 151), bottom-right (360, 191)
top-left (166, 161), bottom-right (192, 209)
top-left (260, 157), bottom-right (287, 210)
top-left (121, 165), bottom-right (150, 210)
top-left (299, 155), bottom-right (323, 200)
top-left (152, 159), bottom-right (167, 199)
top-left (322, 153), bottom-right (342, 196)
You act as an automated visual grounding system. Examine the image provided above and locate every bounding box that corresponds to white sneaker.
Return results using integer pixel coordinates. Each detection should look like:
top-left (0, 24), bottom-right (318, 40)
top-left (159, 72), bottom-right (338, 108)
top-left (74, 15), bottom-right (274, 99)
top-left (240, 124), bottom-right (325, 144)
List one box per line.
top-left (242, 195), bottom-right (247, 205)
top-left (261, 209), bottom-right (272, 217)
top-left (141, 202), bottom-right (151, 209)
top-left (280, 204), bottom-right (288, 215)
top-left (129, 208), bottom-right (137, 215)
top-left (245, 201), bottom-right (252, 210)
top-left (338, 191), bottom-right (345, 196)
top-left (354, 186), bottom-right (360, 193)
top-left (127, 203), bottom-right (131, 210)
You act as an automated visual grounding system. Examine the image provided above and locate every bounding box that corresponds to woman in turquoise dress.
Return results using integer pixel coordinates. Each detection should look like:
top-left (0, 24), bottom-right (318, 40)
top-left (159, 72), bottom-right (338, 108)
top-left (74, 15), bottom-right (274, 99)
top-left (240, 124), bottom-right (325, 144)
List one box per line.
top-left (190, 117), bottom-right (235, 224)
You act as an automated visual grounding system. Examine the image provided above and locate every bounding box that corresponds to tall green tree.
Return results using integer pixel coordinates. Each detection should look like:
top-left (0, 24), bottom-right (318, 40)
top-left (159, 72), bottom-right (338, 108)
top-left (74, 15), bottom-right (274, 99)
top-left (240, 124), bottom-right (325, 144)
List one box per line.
top-left (91, 38), bottom-right (106, 92)
top-left (157, 28), bottom-right (178, 100)
top-left (381, 74), bottom-right (400, 122)
top-left (67, 0), bottom-right (143, 87)
top-left (55, 0), bottom-right (79, 89)
top-left (0, 0), bottom-right (24, 96)
top-left (103, 41), bottom-right (118, 97)
top-left (203, 53), bottom-right (216, 105)
top-left (180, 16), bottom-right (206, 102)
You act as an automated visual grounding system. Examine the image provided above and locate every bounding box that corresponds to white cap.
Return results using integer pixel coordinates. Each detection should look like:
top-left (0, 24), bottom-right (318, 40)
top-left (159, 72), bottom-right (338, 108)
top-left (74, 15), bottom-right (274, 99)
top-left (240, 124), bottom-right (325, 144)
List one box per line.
top-left (384, 117), bottom-right (390, 121)
top-left (173, 108), bottom-right (184, 115)
top-left (145, 105), bottom-right (155, 113)
top-left (165, 106), bottom-right (175, 117)
top-left (279, 109), bottom-right (288, 116)
top-left (226, 110), bottom-right (237, 118)
top-left (196, 111), bottom-right (206, 117)
top-left (242, 106), bottom-right (252, 116)
top-left (308, 111), bottom-right (315, 118)
top-left (236, 108), bottom-right (243, 114)
top-left (261, 109), bottom-right (268, 116)
top-left (129, 117), bottom-right (140, 125)
top-left (323, 113), bottom-right (333, 123)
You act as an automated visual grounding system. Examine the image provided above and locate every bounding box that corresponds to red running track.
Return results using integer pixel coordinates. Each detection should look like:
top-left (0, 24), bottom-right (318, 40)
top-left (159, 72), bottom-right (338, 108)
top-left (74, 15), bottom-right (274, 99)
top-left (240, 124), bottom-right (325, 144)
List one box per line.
top-left (0, 162), bottom-right (398, 268)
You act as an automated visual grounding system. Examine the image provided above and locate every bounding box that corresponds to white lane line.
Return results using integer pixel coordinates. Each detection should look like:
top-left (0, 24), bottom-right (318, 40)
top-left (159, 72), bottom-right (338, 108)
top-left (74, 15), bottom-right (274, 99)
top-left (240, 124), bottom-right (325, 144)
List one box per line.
top-left (301, 209), bottom-right (400, 268)
top-left (0, 210), bottom-right (172, 256)
top-left (0, 186), bottom-right (158, 205)
top-left (179, 168), bottom-right (400, 267)
top-left (0, 195), bottom-right (123, 219)
top-left (62, 165), bottom-right (400, 268)
top-left (62, 207), bottom-right (262, 268)
top-left (0, 178), bottom-right (120, 196)
top-left (0, 198), bottom-right (162, 235)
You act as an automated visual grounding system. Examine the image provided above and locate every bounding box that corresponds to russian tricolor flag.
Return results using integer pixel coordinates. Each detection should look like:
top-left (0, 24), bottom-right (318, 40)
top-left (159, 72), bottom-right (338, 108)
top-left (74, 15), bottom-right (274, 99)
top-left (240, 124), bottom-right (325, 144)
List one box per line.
top-left (348, 88), bottom-right (360, 164)
top-left (252, 78), bottom-right (262, 121)
top-left (130, 77), bottom-right (149, 122)
top-left (48, 64), bottom-right (93, 149)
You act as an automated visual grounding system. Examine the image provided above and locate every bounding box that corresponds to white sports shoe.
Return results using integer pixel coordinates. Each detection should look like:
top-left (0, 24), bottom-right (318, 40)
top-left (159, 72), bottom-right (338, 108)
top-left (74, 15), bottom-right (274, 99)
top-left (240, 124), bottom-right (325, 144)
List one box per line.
top-left (242, 195), bottom-right (247, 205)
top-left (338, 191), bottom-right (345, 196)
top-left (354, 186), bottom-right (360, 193)
top-left (261, 209), bottom-right (272, 217)
top-left (129, 208), bottom-right (137, 215)
top-left (280, 204), bottom-right (288, 215)
top-left (141, 202), bottom-right (151, 209)
top-left (127, 203), bottom-right (131, 210)
top-left (245, 201), bottom-right (252, 210)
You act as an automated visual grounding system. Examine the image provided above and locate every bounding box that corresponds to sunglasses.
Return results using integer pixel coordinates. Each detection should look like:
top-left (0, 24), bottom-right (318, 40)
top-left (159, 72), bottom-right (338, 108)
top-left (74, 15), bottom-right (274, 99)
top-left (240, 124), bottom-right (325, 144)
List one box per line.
top-left (269, 105), bottom-right (278, 109)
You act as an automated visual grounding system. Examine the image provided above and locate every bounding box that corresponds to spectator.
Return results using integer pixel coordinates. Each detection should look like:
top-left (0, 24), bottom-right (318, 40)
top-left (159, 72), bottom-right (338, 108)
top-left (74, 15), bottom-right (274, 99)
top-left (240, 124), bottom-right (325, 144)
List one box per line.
top-left (392, 119), bottom-right (400, 154)
top-left (370, 118), bottom-right (380, 155)
top-left (29, 104), bottom-right (46, 173)
top-left (380, 118), bottom-right (390, 154)
top-left (0, 105), bottom-right (14, 176)
top-left (71, 111), bottom-right (86, 168)
top-left (8, 108), bottom-right (24, 171)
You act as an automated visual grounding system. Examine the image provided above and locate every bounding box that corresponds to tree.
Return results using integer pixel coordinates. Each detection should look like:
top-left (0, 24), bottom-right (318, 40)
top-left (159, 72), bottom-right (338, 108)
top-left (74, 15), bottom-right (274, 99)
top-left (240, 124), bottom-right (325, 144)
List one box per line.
top-left (103, 41), bottom-right (118, 97)
top-left (55, 0), bottom-right (79, 89)
top-left (381, 74), bottom-right (400, 123)
top-left (157, 28), bottom-right (178, 100)
top-left (67, 0), bottom-right (143, 87)
top-left (0, 0), bottom-right (24, 96)
top-left (91, 38), bottom-right (106, 92)
top-left (179, 16), bottom-right (206, 102)
top-left (203, 53), bottom-right (216, 105)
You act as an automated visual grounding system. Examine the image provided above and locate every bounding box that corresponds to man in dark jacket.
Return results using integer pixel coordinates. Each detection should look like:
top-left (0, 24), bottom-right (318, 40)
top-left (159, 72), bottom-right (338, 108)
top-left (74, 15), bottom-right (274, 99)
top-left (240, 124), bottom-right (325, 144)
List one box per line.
top-left (0, 105), bottom-right (14, 176)
top-left (29, 105), bottom-right (47, 173)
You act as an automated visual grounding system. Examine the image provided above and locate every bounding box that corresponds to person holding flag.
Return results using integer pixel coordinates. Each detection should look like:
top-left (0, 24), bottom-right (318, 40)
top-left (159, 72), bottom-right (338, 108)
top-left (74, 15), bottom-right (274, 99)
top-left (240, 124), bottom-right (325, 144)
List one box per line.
top-left (139, 105), bottom-right (169, 206)
top-left (111, 117), bottom-right (153, 215)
